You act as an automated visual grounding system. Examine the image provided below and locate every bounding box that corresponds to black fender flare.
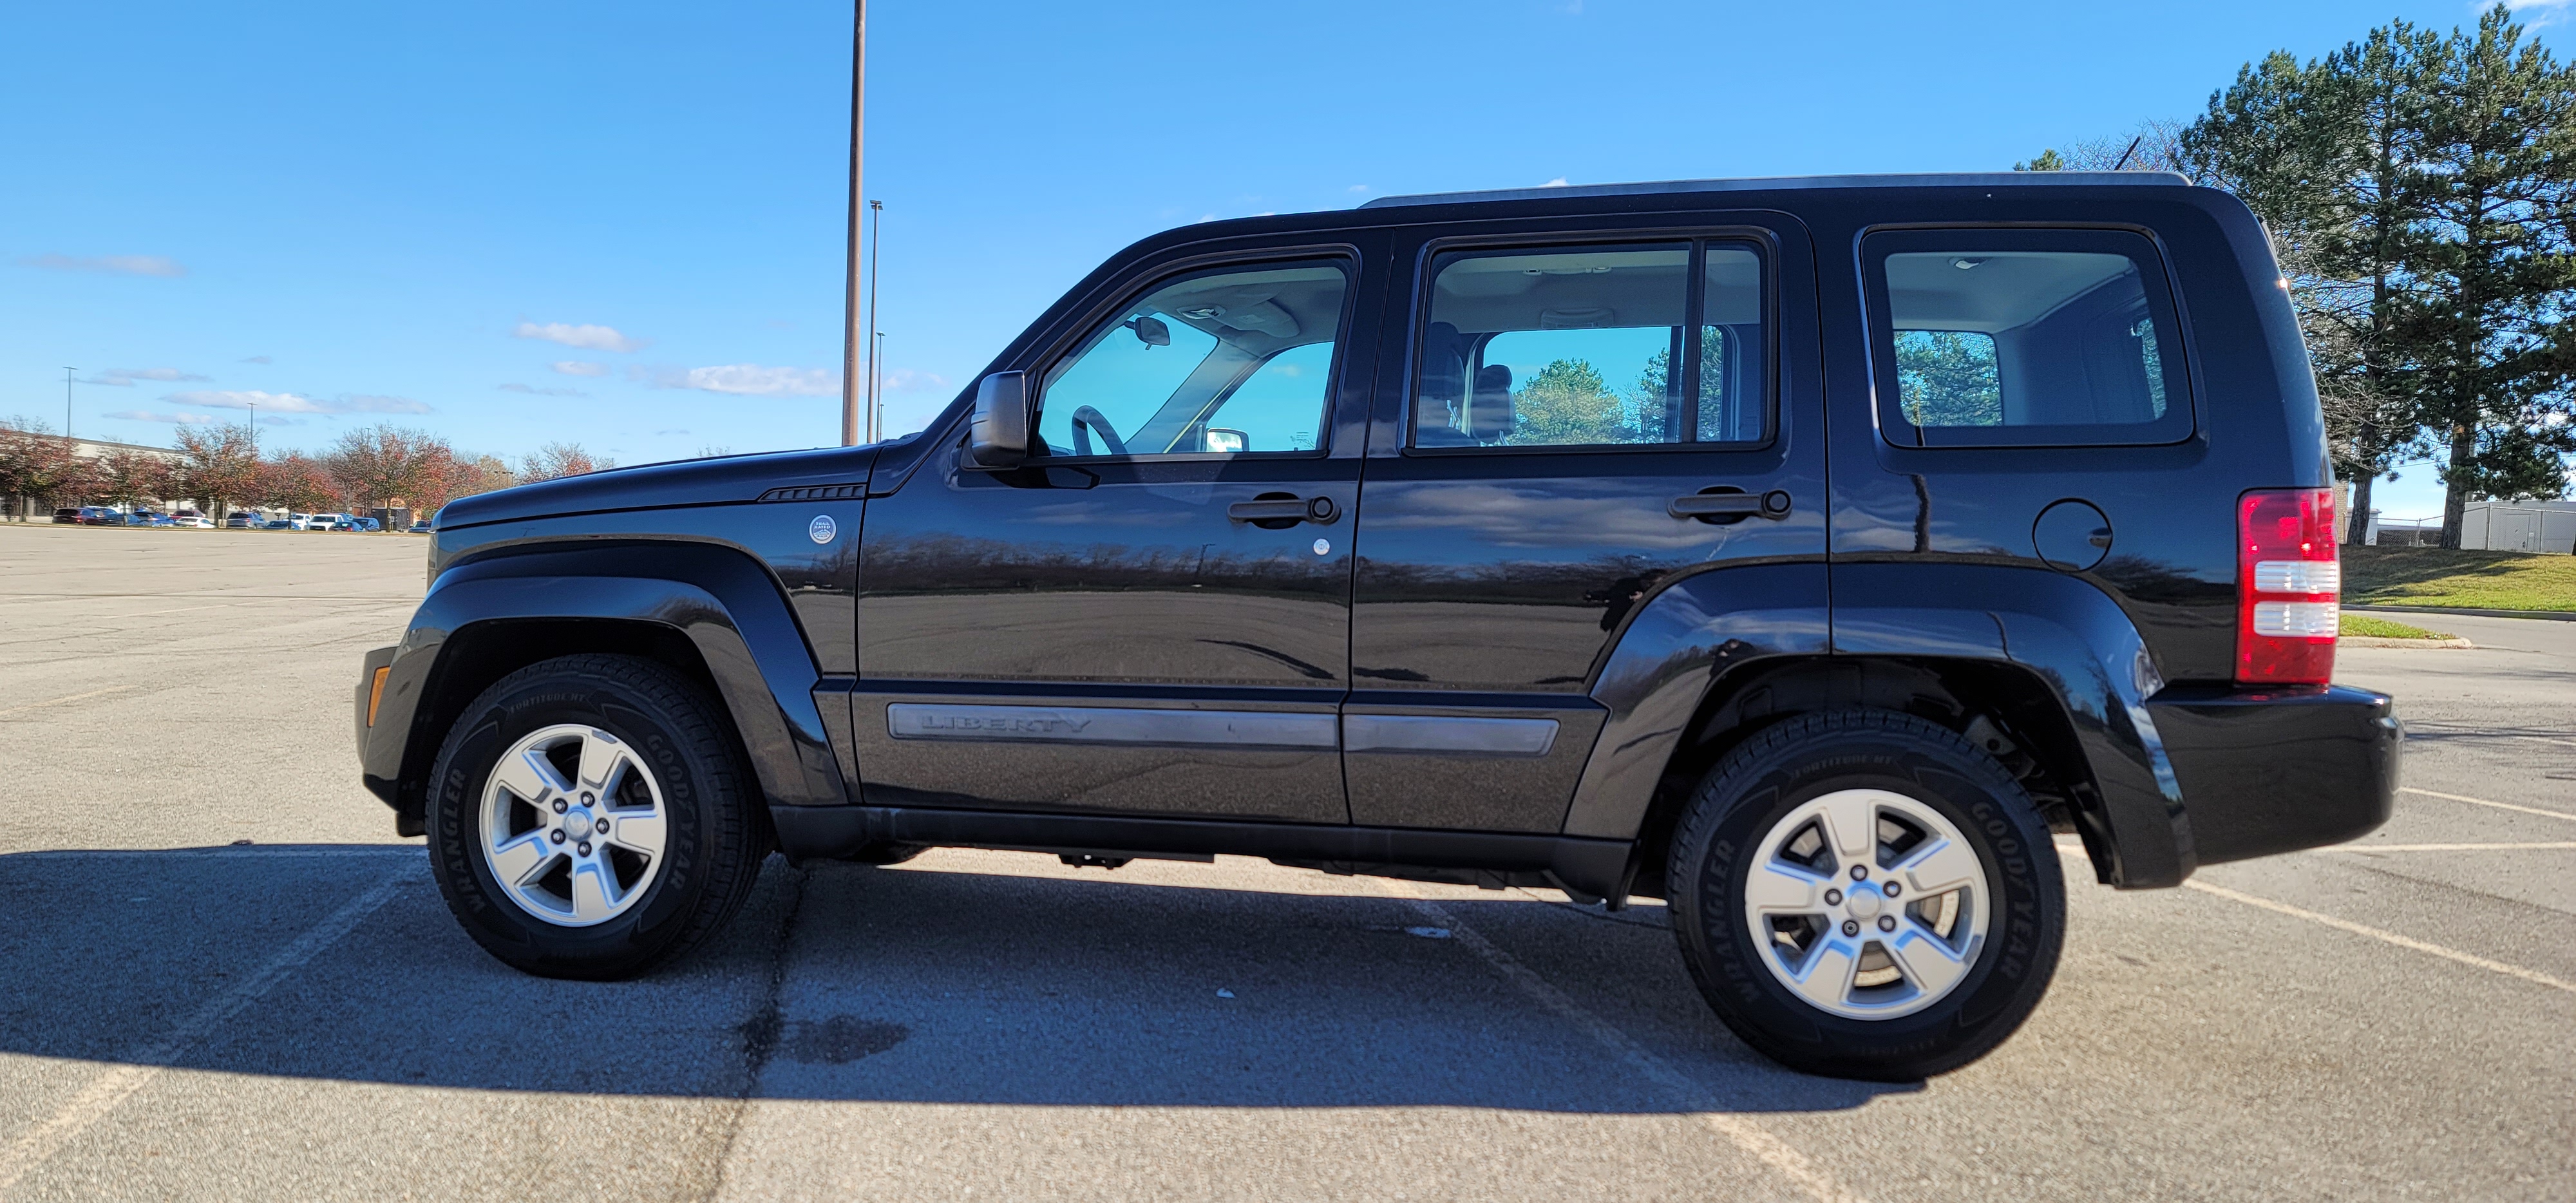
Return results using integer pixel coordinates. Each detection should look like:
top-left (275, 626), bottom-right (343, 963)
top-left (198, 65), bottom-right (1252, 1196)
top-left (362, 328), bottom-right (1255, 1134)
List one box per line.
top-left (1560, 561), bottom-right (2191, 889)
top-left (360, 542), bottom-right (846, 815)
top-left (1826, 563), bottom-right (2189, 888)
top-left (1564, 562), bottom-right (1833, 839)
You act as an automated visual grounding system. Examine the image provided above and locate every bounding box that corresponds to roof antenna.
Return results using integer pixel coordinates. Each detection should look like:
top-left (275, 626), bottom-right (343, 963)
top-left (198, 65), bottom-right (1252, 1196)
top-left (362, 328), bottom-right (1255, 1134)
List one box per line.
top-left (2112, 136), bottom-right (2143, 171)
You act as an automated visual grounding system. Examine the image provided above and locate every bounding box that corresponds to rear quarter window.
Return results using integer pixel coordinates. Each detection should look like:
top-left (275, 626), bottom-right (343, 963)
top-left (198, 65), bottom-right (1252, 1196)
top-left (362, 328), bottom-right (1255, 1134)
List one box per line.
top-left (1862, 228), bottom-right (2193, 448)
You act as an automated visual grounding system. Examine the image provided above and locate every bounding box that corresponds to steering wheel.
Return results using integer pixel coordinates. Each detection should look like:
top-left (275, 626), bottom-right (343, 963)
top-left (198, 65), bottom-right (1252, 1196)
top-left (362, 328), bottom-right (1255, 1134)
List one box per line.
top-left (1070, 406), bottom-right (1129, 457)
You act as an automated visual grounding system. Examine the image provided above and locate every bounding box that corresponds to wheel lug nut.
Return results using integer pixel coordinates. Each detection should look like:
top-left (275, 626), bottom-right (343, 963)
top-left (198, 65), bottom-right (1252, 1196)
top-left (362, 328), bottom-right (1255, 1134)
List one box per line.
top-left (1883, 882), bottom-right (1900, 898)
top-left (1841, 920), bottom-right (1860, 937)
top-left (1850, 866), bottom-right (1868, 881)
top-left (578, 842), bottom-right (592, 856)
top-left (582, 793), bottom-right (594, 804)
top-left (594, 820), bottom-right (608, 834)
top-left (1824, 889), bottom-right (1842, 906)
top-left (550, 831), bottom-right (565, 844)
top-left (552, 799), bottom-right (567, 814)
top-left (1878, 916), bottom-right (1897, 932)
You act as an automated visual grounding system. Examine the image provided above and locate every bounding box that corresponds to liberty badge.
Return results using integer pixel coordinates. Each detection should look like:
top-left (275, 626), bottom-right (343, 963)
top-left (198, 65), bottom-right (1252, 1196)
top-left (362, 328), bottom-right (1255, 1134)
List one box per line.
top-left (808, 515), bottom-right (838, 544)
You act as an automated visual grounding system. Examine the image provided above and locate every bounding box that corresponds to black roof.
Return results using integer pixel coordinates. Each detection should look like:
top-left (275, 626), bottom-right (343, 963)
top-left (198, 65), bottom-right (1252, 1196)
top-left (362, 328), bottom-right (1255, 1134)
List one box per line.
top-left (1358, 172), bottom-right (2193, 210)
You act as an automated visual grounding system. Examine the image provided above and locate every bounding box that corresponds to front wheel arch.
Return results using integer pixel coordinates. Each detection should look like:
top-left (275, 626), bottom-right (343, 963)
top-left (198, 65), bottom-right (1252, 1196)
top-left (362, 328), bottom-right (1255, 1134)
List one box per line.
top-left (397, 618), bottom-right (744, 834)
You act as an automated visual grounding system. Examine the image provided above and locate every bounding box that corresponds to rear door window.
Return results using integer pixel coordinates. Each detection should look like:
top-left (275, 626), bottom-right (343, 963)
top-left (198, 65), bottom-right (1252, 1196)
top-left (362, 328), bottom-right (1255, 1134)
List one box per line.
top-left (1410, 240), bottom-right (1768, 450)
top-left (1862, 229), bottom-right (2192, 447)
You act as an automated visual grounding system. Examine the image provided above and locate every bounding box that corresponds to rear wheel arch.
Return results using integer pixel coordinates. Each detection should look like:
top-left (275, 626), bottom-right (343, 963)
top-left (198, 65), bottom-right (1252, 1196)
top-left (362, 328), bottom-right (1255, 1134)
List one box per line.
top-left (1624, 656), bottom-right (2112, 900)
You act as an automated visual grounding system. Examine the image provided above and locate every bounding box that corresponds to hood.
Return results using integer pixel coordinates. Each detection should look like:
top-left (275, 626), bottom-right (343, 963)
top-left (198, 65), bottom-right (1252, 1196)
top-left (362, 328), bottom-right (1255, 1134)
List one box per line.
top-left (435, 442), bottom-right (890, 529)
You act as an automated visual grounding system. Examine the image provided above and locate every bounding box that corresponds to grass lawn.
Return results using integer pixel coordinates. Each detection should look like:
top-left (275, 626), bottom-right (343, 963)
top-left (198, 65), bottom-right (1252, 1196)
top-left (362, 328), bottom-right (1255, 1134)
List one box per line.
top-left (2342, 545), bottom-right (2576, 612)
top-left (2340, 613), bottom-right (2452, 640)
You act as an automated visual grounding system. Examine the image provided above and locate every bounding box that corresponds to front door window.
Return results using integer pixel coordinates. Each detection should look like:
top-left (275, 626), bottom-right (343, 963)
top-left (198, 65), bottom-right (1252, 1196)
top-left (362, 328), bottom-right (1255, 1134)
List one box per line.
top-left (1040, 262), bottom-right (1349, 457)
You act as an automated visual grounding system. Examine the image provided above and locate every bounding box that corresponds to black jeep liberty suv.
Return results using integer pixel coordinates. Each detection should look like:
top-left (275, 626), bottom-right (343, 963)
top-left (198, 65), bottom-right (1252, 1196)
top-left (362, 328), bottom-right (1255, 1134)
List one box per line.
top-left (356, 173), bottom-right (2401, 1080)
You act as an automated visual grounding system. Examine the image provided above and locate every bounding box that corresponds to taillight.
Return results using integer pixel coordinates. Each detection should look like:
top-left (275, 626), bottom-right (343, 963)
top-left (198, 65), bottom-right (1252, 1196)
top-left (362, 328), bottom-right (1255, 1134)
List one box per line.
top-left (2237, 488), bottom-right (2338, 685)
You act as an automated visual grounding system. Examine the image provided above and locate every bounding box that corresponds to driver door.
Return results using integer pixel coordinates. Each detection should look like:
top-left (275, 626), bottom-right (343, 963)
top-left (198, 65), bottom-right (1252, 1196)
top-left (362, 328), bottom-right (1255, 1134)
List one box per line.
top-left (852, 248), bottom-right (1378, 824)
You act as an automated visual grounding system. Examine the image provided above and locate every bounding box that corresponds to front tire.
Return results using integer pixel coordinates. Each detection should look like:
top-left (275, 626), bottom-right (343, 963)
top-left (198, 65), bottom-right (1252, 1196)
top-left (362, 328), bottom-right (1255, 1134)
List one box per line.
top-left (1667, 710), bottom-right (2065, 1080)
top-left (424, 654), bottom-right (770, 980)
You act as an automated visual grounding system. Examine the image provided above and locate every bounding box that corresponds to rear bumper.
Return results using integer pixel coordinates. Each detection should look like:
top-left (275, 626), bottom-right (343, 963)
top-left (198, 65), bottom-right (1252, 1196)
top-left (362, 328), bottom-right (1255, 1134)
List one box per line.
top-left (2147, 683), bottom-right (2401, 866)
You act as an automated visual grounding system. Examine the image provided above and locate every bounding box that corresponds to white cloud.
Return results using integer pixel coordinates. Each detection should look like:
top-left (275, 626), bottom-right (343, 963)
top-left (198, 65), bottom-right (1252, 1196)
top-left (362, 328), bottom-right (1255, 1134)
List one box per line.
top-left (514, 321), bottom-right (644, 352)
top-left (550, 360), bottom-right (611, 377)
top-left (82, 367), bottom-right (212, 387)
top-left (162, 389), bottom-right (431, 415)
top-left (18, 253), bottom-right (186, 278)
top-left (1347, 184), bottom-right (1370, 194)
top-left (336, 393), bottom-right (433, 413)
top-left (1539, 177), bottom-right (1570, 188)
top-left (2510, 0), bottom-right (2572, 24)
top-left (880, 368), bottom-right (950, 393)
top-left (641, 363), bottom-right (838, 398)
top-left (102, 410), bottom-right (226, 424)
top-left (498, 383), bottom-right (587, 397)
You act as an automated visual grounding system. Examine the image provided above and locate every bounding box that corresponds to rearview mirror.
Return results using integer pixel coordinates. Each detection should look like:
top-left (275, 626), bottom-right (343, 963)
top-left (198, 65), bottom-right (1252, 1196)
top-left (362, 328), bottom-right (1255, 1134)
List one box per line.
top-left (1124, 315), bottom-right (1171, 348)
top-left (967, 370), bottom-right (1032, 469)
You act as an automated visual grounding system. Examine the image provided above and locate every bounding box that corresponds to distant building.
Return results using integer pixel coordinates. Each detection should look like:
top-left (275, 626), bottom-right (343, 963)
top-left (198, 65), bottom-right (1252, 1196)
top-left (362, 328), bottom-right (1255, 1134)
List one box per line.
top-left (2456, 499), bottom-right (2576, 554)
top-left (3, 436), bottom-right (189, 520)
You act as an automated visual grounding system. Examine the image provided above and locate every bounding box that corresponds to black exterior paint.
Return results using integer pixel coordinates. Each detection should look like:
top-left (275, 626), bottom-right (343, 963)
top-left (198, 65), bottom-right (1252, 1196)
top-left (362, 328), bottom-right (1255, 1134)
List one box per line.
top-left (358, 173), bottom-right (2396, 900)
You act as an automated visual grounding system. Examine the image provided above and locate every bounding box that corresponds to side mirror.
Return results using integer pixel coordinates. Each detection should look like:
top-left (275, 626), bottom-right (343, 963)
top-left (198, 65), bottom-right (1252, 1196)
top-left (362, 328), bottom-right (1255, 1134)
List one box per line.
top-left (1204, 428), bottom-right (1247, 454)
top-left (966, 370), bottom-right (1032, 469)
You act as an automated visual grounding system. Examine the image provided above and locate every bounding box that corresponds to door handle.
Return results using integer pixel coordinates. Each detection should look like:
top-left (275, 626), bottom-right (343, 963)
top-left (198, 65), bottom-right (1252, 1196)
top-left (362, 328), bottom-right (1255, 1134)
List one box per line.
top-left (1227, 495), bottom-right (1338, 525)
top-left (1669, 489), bottom-right (1792, 522)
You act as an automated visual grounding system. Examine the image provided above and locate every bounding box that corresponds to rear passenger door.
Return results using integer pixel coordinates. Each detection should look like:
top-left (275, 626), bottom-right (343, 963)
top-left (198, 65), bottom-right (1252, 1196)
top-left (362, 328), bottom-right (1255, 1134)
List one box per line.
top-left (1345, 216), bottom-right (1828, 831)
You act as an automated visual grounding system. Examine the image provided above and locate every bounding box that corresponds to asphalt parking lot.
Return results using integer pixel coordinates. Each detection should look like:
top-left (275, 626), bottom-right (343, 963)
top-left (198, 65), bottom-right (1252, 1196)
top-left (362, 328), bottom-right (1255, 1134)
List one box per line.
top-left (0, 524), bottom-right (2568, 1202)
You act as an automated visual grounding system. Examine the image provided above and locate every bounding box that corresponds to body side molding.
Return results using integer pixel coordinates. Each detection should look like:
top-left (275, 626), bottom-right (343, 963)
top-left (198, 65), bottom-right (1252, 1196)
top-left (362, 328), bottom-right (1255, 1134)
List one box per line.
top-left (887, 703), bottom-right (1338, 748)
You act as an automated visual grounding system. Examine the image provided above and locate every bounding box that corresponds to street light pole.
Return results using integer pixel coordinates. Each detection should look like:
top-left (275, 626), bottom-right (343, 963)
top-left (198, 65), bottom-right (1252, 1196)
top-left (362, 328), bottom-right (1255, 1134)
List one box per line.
top-left (63, 367), bottom-right (75, 443)
top-left (866, 200), bottom-right (884, 442)
top-left (838, 0), bottom-right (867, 446)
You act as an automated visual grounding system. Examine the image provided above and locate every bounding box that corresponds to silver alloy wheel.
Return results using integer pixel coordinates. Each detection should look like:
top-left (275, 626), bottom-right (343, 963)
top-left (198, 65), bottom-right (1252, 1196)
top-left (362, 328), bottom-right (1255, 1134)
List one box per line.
top-left (1743, 788), bottom-right (1989, 1020)
top-left (478, 723), bottom-right (669, 927)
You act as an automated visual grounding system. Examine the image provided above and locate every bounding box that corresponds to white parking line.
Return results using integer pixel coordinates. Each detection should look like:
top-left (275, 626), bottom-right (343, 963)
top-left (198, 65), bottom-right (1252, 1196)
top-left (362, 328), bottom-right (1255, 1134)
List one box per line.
top-left (2400, 786), bottom-right (2576, 822)
top-left (1372, 881), bottom-right (1868, 1203)
top-left (2334, 842), bottom-right (2576, 852)
top-left (9, 847), bottom-right (415, 860)
top-left (0, 866), bottom-right (419, 1193)
top-left (2181, 880), bottom-right (2575, 997)
top-left (0, 686), bottom-right (135, 720)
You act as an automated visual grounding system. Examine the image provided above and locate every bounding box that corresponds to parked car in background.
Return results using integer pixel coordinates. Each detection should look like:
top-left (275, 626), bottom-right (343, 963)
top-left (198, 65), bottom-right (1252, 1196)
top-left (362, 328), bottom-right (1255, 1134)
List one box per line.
top-left (52, 508), bottom-right (80, 524)
top-left (264, 518), bottom-right (296, 531)
top-left (73, 507), bottom-right (123, 526)
top-left (170, 511), bottom-right (215, 528)
top-left (122, 511), bottom-right (169, 527)
top-left (286, 513), bottom-right (317, 531)
top-left (352, 517), bottom-right (383, 533)
top-left (408, 520), bottom-right (433, 533)
top-left (224, 512), bottom-right (266, 529)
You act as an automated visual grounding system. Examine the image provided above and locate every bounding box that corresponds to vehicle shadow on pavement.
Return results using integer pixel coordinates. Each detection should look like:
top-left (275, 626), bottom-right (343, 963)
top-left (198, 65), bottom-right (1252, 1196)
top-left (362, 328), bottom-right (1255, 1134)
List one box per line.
top-left (0, 848), bottom-right (1910, 1115)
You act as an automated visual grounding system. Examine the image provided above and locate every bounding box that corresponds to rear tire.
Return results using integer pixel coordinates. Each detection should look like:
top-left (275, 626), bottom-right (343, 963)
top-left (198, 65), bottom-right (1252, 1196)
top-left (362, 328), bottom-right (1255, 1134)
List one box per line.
top-left (1667, 710), bottom-right (2065, 1080)
top-left (424, 654), bottom-right (770, 980)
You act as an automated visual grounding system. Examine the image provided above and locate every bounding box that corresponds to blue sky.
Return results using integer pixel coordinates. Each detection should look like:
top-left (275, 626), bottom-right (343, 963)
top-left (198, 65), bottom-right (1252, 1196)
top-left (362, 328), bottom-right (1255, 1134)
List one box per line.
top-left (3, 0), bottom-right (2555, 519)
